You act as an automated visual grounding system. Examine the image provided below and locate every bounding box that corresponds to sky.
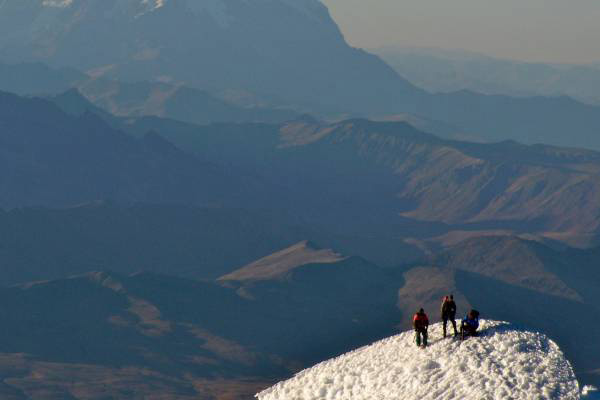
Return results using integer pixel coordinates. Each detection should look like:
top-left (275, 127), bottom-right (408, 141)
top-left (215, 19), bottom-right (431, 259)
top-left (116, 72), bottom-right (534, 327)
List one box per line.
top-left (321, 0), bottom-right (600, 64)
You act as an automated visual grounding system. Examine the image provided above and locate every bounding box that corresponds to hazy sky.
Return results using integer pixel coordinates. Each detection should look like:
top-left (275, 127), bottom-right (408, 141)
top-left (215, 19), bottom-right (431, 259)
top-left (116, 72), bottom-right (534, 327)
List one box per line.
top-left (321, 0), bottom-right (600, 64)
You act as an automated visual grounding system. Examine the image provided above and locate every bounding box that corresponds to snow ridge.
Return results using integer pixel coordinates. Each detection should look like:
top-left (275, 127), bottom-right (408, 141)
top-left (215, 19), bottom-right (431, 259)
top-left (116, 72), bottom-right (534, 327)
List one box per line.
top-left (257, 320), bottom-right (579, 400)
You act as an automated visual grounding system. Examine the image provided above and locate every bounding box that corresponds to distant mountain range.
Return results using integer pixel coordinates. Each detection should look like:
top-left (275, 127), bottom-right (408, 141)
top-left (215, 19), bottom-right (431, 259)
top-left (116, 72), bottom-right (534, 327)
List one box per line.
top-left (0, 62), bottom-right (298, 125)
top-left (0, 2), bottom-right (599, 396)
top-left (119, 111), bottom-right (600, 248)
top-left (3, 2), bottom-right (600, 149)
top-left (373, 46), bottom-right (600, 106)
top-left (0, 237), bottom-right (596, 398)
top-left (0, 89), bottom-right (295, 209)
top-left (0, 90), bottom-right (599, 390)
top-left (1, 89), bottom-right (598, 251)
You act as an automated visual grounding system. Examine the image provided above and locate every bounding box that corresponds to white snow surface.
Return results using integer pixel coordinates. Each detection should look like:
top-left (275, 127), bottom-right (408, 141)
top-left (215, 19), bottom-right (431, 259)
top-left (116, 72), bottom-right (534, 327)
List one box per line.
top-left (257, 320), bottom-right (580, 400)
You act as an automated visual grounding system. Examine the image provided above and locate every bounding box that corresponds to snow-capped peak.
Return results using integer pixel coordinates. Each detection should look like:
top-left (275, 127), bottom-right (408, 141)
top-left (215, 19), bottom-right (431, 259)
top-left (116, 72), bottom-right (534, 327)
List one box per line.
top-left (141, 0), bottom-right (165, 11)
top-left (41, 0), bottom-right (73, 7)
top-left (36, 0), bottom-right (326, 25)
top-left (256, 320), bottom-right (580, 400)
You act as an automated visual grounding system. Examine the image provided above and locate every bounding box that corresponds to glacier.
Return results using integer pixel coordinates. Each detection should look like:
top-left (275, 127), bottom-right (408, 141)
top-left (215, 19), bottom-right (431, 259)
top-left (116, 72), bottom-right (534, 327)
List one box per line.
top-left (257, 320), bottom-right (580, 400)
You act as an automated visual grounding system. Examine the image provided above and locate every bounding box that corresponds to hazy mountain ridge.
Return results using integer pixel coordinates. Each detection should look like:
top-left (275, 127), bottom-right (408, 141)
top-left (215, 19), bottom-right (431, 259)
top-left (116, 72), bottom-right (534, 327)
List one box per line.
top-left (4, 4), bottom-right (600, 149)
top-left (0, 61), bottom-right (298, 125)
top-left (3, 88), bottom-right (598, 252)
top-left (373, 46), bottom-right (600, 106)
top-left (0, 0), bottom-right (419, 113)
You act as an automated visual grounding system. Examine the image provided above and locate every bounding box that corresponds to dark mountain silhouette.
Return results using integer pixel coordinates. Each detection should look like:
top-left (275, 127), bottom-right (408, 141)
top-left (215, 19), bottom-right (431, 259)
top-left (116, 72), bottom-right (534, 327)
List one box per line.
top-left (0, 62), bottom-right (84, 96)
top-left (0, 202), bottom-right (425, 286)
top-left (48, 88), bottom-right (115, 120)
top-left (0, 90), bottom-right (270, 209)
top-left (0, 204), bottom-right (312, 285)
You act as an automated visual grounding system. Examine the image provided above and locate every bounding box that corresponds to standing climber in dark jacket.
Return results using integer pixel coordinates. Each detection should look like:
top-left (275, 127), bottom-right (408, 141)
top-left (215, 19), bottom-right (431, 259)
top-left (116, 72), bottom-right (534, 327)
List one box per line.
top-left (413, 308), bottom-right (429, 348)
top-left (441, 295), bottom-right (458, 338)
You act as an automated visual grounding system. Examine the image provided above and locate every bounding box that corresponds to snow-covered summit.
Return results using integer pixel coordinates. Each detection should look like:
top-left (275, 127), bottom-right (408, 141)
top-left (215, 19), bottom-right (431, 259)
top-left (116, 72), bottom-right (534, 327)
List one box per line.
top-left (257, 320), bottom-right (580, 400)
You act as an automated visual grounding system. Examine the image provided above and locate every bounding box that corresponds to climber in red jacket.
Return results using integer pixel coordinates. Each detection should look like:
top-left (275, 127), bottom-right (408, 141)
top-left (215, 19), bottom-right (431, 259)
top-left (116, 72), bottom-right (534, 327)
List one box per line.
top-left (413, 308), bottom-right (429, 348)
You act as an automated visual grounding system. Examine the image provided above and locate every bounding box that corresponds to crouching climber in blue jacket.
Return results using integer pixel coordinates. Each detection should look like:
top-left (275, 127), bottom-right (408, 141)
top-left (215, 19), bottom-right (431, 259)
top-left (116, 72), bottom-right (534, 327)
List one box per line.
top-left (460, 309), bottom-right (480, 340)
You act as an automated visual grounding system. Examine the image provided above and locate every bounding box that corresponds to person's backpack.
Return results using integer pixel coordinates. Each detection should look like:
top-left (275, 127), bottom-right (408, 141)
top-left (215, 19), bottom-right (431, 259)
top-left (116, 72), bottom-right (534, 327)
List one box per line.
top-left (413, 313), bottom-right (428, 329)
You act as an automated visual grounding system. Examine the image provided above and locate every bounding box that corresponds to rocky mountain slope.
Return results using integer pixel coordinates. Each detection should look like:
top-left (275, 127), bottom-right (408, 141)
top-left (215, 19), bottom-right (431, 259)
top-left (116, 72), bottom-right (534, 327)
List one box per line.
top-left (219, 240), bottom-right (345, 282)
top-left (136, 116), bottom-right (600, 247)
top-left (0, 271), bottom-right (283, 399)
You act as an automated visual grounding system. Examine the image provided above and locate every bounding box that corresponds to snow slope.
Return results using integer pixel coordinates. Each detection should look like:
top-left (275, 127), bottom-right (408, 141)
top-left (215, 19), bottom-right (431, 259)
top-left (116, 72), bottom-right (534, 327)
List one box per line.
top-left (256, 320), bottom-right (579, 400)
